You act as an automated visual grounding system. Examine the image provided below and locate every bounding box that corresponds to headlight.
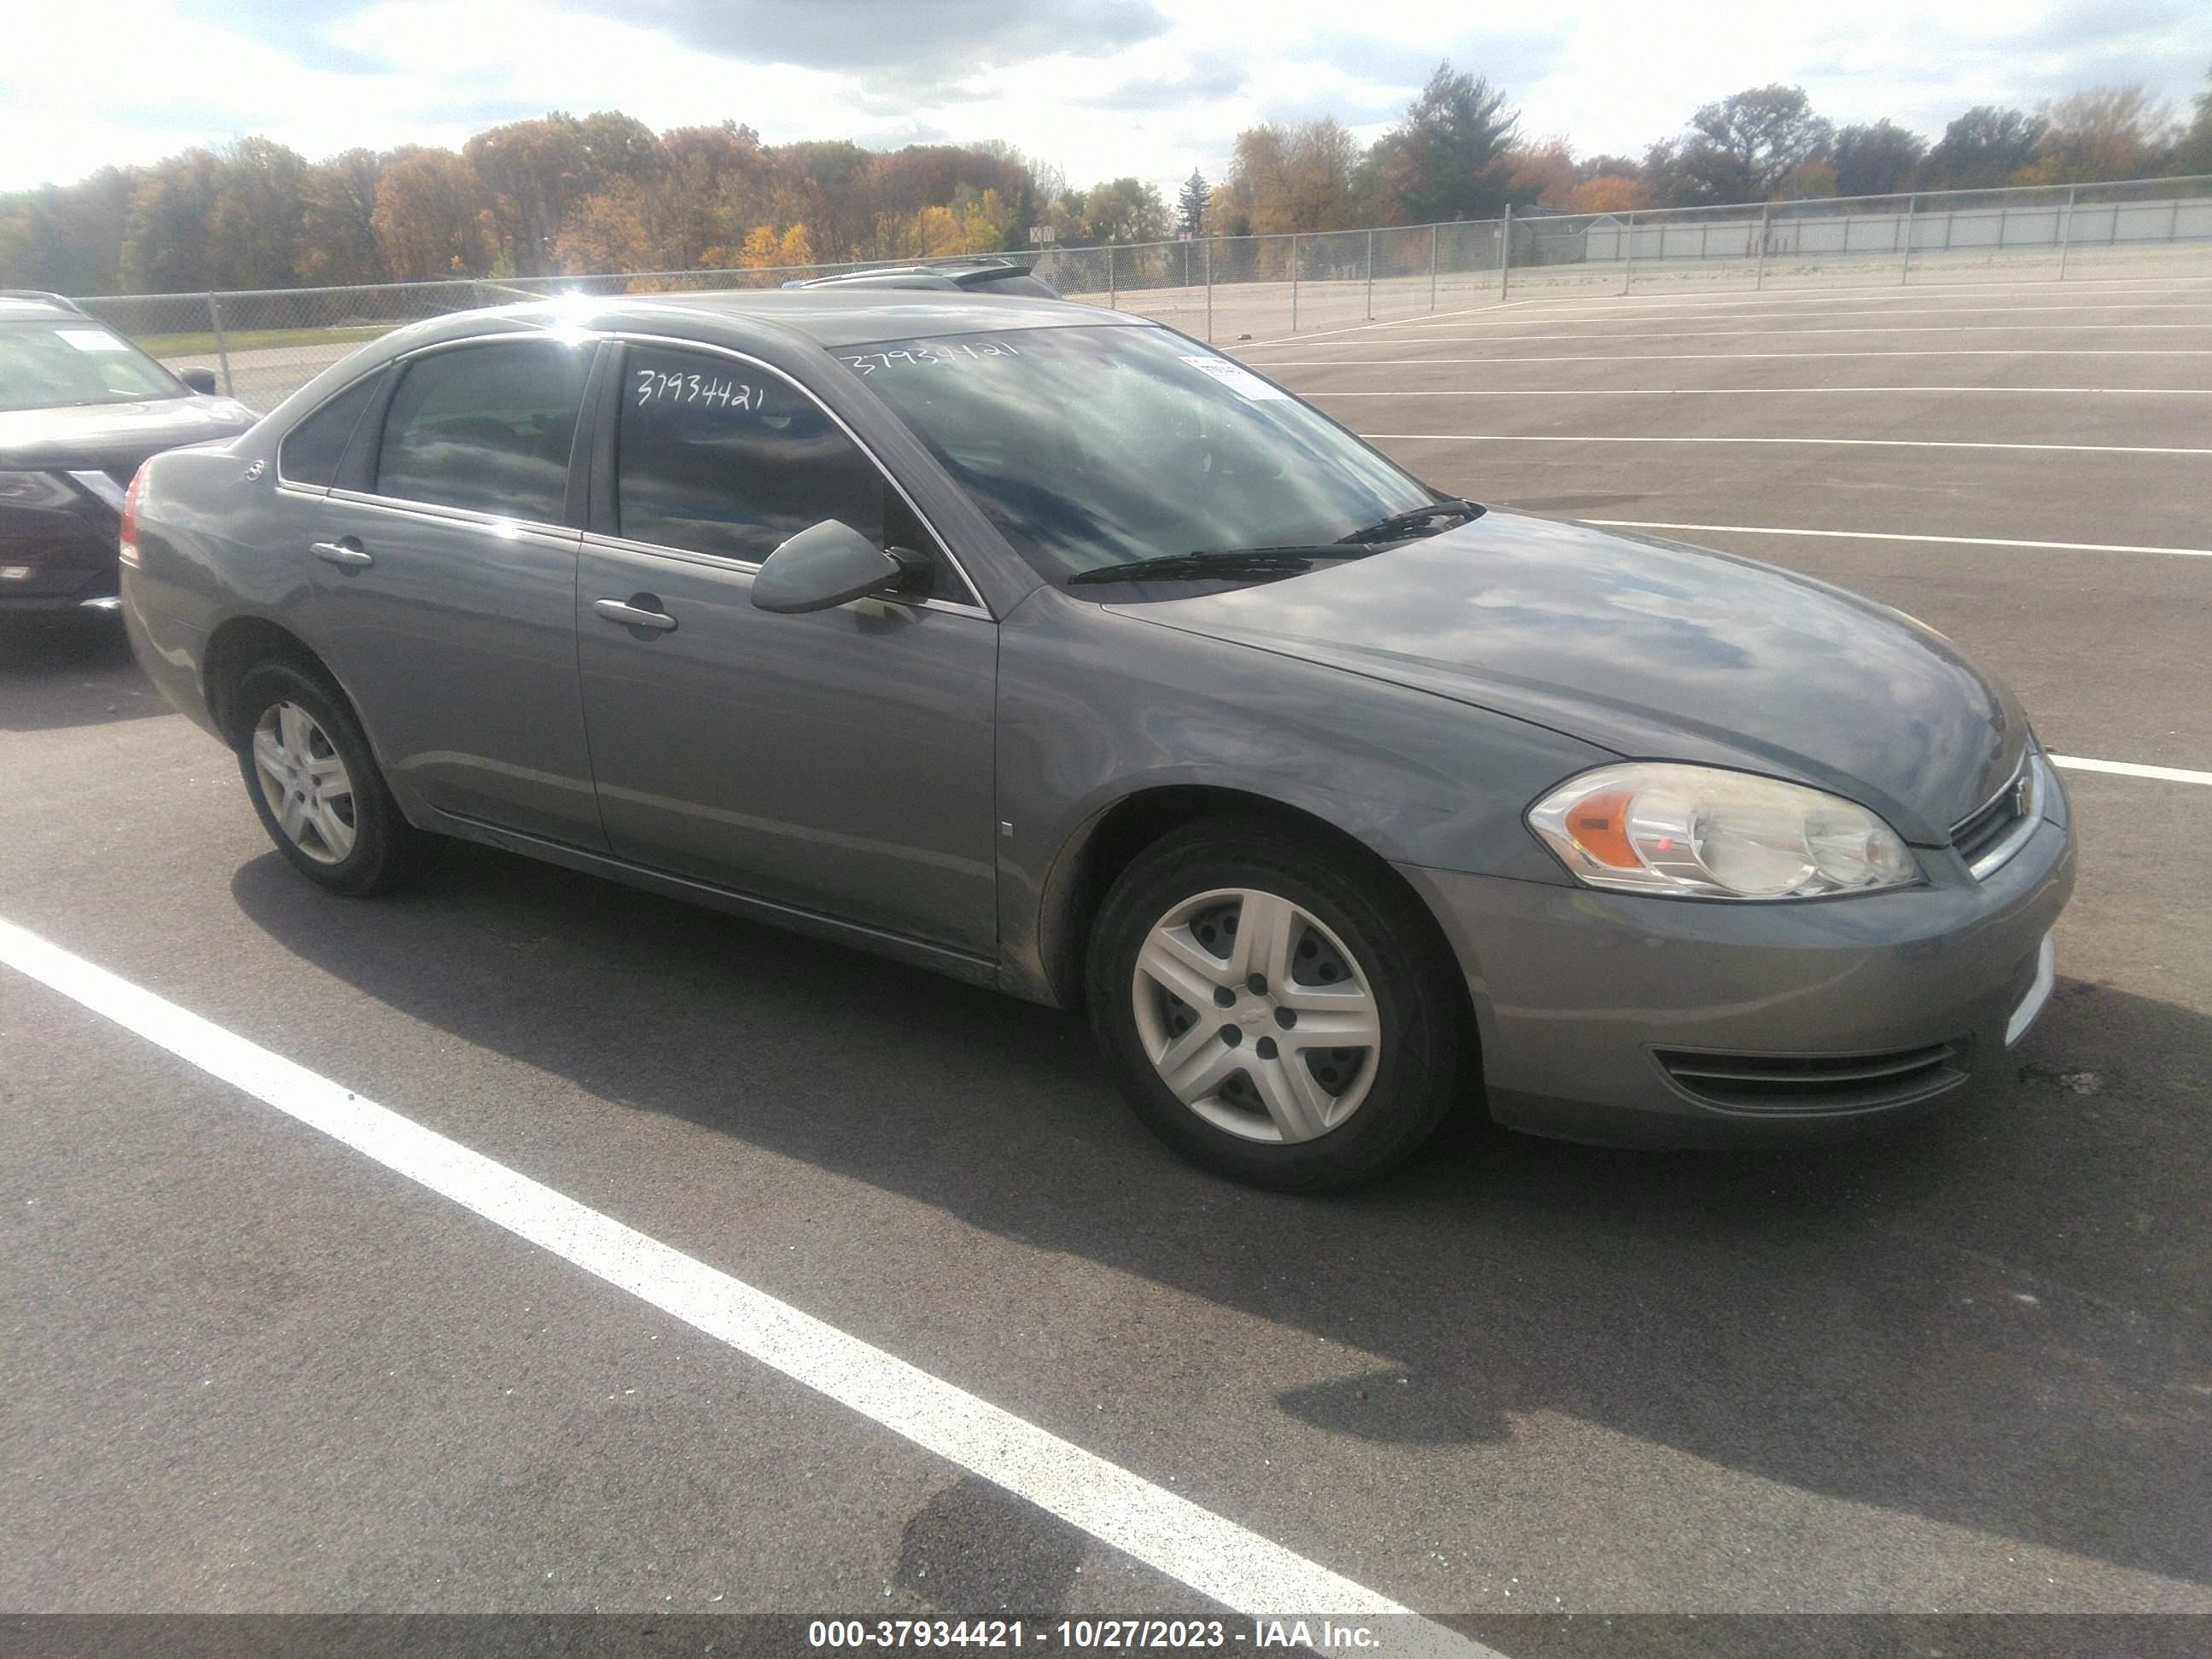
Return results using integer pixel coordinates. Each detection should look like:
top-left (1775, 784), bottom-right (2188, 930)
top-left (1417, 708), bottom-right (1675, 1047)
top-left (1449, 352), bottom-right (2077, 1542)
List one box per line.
top-left (1528, 762), bottom-right (1921, 900)
top-left (0, 471), bottom-right (78, 509)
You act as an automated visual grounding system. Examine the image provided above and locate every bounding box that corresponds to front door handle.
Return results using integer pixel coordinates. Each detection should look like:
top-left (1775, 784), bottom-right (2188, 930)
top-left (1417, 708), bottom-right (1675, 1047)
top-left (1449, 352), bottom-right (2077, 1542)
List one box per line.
top-left (310, 539), bottom-right (373, 569)
top-left (592, 597), bottom-right (678, 632)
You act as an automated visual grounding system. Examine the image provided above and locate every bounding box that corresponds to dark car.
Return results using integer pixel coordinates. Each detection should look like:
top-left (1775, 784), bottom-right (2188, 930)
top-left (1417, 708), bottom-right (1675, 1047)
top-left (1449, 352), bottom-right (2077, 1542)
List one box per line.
top-left (783, 257), bottom-right (1061, 300)
top-left (119, 290), bottom-right (2071, 1190)
top-left (1, 292), bottom-right (258, 616)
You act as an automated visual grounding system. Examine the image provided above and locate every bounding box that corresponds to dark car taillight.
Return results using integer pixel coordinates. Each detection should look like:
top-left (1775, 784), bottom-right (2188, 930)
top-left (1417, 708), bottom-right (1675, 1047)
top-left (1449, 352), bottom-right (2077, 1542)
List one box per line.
top-left (119, 467), bottom-right (146, 568)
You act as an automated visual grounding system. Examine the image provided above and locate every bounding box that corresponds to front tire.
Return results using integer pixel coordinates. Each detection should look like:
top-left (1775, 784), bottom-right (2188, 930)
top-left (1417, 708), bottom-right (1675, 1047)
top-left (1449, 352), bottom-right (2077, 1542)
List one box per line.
top-left (1086, 820), bottom-right (1470, 1190)
top-left (231, 661), bottom-right (439, 896)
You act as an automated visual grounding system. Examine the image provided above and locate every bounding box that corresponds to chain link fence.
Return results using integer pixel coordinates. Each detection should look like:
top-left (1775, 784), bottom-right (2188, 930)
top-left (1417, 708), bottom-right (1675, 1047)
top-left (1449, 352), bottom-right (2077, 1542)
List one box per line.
top-left (65, 173), bottom-right (2212, 410)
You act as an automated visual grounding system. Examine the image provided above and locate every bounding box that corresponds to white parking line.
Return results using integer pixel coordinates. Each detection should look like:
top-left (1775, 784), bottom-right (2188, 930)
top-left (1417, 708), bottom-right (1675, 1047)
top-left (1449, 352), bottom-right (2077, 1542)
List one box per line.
top-left (1261, 323), bottom-right (2212, 348)
top-left (1580, 519), bottom-right (2212, 559)
top-left (1487, 276), bottom-right (2212, 316)
top-left (0, 917), bottom-right (1494, 1655)
top-left (1360, 434), bottom-right (2212, 457)
top-left (1307, 301), bottom-right (2212, 332)
top-left (2047, 755), bottom-right (2212, 787)
top-left (1247, 350), bottom-right (2212, 366)
top-left (1307, 387), bottom-right (2212, 397)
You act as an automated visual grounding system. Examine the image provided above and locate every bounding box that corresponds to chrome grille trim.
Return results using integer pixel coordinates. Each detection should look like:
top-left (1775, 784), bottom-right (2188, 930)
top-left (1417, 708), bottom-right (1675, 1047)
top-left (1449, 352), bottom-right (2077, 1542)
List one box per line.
top-left (1953, 751), bottom-right (2046, 882)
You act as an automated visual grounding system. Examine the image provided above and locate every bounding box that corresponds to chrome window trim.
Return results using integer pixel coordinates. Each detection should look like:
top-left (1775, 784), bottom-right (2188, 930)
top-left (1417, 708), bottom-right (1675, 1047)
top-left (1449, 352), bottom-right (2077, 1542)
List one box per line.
top-left (322, 486), bottom-right (579, 544)
top-left (1961, 752), bottom-right (2048, 882)
top-left (579, 528), bottom-right (990, 621)
top-left (608, 330), bottom-right (991, 618)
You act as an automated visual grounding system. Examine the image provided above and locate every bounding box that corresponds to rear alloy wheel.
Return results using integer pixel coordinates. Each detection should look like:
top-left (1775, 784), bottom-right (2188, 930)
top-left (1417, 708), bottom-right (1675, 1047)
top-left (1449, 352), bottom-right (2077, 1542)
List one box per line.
top-left (231, 661), bottom-right (439, 897)
top-left (250, 701), bottom-right (358, 865)
top-left (1088, 821), bottom-right (1470, 1190)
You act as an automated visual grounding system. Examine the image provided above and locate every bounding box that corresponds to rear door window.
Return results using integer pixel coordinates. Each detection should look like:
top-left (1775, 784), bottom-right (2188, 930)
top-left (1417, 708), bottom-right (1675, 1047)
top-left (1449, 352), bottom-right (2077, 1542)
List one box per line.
top-left (375, 341), bottom-right (591, 522)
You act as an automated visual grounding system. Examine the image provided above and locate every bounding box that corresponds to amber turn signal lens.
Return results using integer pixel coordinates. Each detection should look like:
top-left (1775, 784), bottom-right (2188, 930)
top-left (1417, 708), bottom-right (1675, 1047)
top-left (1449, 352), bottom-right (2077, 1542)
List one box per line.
top-left (1564, 789), bottom-right (1640, 868)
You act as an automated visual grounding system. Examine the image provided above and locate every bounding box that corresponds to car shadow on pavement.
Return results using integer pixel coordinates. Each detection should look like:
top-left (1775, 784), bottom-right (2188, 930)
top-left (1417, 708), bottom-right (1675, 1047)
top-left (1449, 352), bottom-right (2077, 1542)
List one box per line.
top-left (230, 841), bottom-right (2212, 1594)
top-left (0, 617), bottom-right (167, 732)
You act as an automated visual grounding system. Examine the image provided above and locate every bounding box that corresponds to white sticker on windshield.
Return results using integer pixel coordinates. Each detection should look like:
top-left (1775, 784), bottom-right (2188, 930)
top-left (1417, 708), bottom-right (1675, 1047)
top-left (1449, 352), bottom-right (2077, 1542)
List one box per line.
top-left (58, 329), bottom-right (131, 353)
top-left (1180, 354), bottom-right (1289, 400)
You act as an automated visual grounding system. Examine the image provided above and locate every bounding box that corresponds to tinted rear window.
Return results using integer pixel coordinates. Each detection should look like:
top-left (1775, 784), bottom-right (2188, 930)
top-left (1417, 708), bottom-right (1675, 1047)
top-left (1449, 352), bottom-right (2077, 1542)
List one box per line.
top-left (278, 375), bottom-right (379, 487)
top-left (375, 341), bottom-right (591, 521)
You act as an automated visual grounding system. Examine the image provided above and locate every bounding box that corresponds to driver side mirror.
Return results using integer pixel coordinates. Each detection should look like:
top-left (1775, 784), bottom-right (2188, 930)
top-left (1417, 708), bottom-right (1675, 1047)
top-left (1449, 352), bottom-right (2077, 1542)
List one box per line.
top-left (751, 519), bottom-right (931, 614)
top-left (178, 367), bottom-right (219, 396)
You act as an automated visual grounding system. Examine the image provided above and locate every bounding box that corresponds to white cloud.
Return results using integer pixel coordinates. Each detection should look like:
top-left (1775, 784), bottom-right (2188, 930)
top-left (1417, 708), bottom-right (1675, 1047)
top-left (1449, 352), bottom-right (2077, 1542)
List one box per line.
top-left (3, 0), bottom-right (2206, 197)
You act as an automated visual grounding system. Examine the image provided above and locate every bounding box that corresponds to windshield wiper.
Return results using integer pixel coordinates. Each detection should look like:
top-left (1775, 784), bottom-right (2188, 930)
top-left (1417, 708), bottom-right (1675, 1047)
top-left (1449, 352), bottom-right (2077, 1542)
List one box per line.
top-left (1067, 546), bottom-right (1376, 586)
top-left (1336, 498), bottom-right (1485, 545)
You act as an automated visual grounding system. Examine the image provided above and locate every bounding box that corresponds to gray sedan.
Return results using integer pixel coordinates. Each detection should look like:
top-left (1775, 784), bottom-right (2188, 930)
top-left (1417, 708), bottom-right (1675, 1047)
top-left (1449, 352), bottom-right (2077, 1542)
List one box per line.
top-left (119, 290), bottom-right (2073, 1189)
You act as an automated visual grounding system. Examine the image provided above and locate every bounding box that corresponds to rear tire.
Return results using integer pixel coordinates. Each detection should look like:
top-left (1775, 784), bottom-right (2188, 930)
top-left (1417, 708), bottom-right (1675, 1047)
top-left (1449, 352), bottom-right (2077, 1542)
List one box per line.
top-left (231, 661), bottom-right (439, 897)
top-left (1086, 819), bottom-right (1470, 1190)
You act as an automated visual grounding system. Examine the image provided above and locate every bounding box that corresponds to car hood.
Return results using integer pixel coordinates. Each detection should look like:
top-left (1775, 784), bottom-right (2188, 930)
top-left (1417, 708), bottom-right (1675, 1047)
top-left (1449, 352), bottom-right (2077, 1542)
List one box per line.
top-left (0, 395), bottom-right (258, 474)
top-left (1109, 509), bottom-right (2029, 843)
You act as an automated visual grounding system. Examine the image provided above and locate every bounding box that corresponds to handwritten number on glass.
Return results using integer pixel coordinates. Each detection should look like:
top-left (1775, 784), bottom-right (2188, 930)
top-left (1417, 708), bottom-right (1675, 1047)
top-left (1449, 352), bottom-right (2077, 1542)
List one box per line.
top-left (836, 340), bottom-right (1022, 375)
top-left (634, 368), bottom-right (760, 410)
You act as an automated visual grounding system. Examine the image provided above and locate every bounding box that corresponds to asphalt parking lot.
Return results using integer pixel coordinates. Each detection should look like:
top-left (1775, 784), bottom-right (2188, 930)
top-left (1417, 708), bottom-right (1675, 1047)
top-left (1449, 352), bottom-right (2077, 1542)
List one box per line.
top-left (3, 273), bottom-right (2209, 1652)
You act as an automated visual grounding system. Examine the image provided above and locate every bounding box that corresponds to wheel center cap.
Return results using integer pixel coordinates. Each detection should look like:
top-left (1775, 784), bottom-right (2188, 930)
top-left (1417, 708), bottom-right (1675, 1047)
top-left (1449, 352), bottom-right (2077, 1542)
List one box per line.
top-left (1238, 1004), bottom-right (1269, 1027)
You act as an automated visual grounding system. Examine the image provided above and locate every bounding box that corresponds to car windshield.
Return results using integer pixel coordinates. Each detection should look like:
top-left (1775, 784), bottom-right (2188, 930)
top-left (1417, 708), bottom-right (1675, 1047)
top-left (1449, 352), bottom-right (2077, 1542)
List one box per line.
top-left (836, 325), bottom-right (1440, 588)
top-left (0, 321), bottom-right (188, 413)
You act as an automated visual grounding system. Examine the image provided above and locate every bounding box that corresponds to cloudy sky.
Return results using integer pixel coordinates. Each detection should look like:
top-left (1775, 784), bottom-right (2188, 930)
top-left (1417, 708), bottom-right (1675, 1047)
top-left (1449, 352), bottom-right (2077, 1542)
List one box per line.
top-left (4, 0), bottom-right (2208, 195)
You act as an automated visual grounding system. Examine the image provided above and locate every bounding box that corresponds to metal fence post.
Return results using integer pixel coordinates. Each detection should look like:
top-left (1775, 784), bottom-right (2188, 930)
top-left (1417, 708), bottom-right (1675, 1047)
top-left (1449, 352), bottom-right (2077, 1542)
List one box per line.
top-left (1754, 204), bottom-right (1770, 289)
top-left (1621, 212), bottom-right (1636, 296)
top-left (1290, 234), bottom-right (1300, 332)
top-left (1499, 205), bottom-right (1512, 298)
top-left (2058, 183), bottom-right (2078, 281)
top-left (1429, 222), bottom-right (1439, 313)
top-left (207, 294), bottom-right (235, 397)
top-left (1203, 238), bottom-right (1213, 341)
top-left (1108, 243), bottom-right (1116, 309)
top-left (1900, 194), bottom-right (1916, 285)
top-left (1365, 227), bottom-right (1376, 318)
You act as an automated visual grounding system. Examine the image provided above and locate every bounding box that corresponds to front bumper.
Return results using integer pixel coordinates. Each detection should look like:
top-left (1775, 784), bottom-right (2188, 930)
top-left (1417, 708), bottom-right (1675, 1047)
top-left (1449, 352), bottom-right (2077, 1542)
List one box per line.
top-left (1398, 797), bottom-right (2075, 1146)
top-left (1, 492), bottom-right (120, 614)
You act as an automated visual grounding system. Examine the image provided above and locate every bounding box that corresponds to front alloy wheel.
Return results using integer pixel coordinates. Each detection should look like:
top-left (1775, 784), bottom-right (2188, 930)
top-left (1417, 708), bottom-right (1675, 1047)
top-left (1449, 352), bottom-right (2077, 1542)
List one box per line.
top-left (1132, 888), bottom-right (1382, 1144)
top-left (1088, 820), bottom-right (1470, 1190)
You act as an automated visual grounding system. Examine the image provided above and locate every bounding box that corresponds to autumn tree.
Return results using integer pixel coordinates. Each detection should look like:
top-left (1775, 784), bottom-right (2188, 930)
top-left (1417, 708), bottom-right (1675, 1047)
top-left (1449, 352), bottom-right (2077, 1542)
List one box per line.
top-left (1563, 173), bottom-right (1648, 213)
top-left (1661, 84), bottom-right (1833, 205)
top-left (2180, 65), bottom-right (2212, 173)
top-left (1079, 177), bottom-right (1169, 242)
top-left (372, 149), bottom-right (490, 280)
top-left (298, 148), bottom-right (387, 285)
top-left (1212, 120), bottom-right (1365, 235)
top-left (120, 149), bottom-right (221, 292)
top-left (206, 138), bottom-right (310, 289)
top-left (464, 117), bottom-right (591, 276)
top-left (2023, 86), bottom-right (2179, 183)
top-left (1369, 62), bottom-right (1518, 223)
top-left (1831, 120), bottom-right (1927, 197)
top-left (1505, 139), bottom-right (1577, 208)
top-left (0, 167), bottom-right (137, 293)
top-left (1918, 107), bottom-right (2046, 189)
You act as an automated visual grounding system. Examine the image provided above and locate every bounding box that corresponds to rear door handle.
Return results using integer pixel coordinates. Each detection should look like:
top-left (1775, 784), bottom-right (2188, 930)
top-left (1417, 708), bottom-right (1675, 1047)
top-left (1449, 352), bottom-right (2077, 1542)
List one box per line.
top-left (592, 597), bottom-right (678, 632)
top-left (310, 539), bottom-right (373, 568)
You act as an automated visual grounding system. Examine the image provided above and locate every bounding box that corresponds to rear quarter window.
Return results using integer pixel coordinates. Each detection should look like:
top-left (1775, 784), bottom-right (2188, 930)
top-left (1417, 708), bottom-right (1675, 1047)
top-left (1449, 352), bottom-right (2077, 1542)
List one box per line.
top-left (277, 375), bottom-right (381, 488)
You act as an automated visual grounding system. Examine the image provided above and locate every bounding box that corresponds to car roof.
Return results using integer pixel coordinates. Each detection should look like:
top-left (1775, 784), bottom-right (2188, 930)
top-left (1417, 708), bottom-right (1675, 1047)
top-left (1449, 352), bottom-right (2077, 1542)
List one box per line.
top-left (388, 287), bottom-right (1151, 356)
top-left (0, 291), bottom-right (92, 322)
top-left (635, 288), bottom-right (1118, 347)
